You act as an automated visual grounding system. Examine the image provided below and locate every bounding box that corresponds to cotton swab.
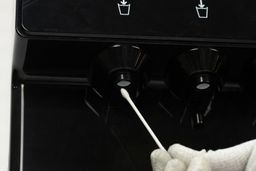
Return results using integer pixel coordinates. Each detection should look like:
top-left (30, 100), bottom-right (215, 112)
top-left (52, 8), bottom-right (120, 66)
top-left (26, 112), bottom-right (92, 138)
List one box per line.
top-left (120, 88), bottom-right (167, 152)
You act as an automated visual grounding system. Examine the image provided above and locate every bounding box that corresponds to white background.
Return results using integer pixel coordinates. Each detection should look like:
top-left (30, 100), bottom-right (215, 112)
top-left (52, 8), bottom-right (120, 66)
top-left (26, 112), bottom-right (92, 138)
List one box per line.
top-left (0, 0), bottom-right (15, 170)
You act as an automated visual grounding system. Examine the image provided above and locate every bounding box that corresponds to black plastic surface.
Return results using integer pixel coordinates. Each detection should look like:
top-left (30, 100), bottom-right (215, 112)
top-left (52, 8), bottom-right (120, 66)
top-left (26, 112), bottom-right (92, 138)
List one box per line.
top-left (22, 85), bottom-right (138, 171)
top-left (20, 0), bottom-right (256, 42)
top-left (14, 83), bottom-right (256, 171)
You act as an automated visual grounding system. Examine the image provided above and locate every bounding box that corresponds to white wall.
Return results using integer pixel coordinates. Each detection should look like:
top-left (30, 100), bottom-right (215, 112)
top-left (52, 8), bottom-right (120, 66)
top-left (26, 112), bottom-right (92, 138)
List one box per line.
top-left (0, 0), bottom-right (15, 170)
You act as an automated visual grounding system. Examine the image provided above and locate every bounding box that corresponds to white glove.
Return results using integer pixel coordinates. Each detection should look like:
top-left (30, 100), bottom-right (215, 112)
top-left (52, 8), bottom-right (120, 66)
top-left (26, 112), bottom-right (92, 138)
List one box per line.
top-left (151, 139), bottom-right (256, 171)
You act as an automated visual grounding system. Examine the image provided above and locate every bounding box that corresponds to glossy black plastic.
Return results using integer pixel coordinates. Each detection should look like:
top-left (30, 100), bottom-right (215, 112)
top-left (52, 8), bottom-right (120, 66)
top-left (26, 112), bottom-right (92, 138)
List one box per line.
top-left (17, 0), bottom-right (256, 44)
top-left (166, 48), bottom-right (222, 128)
top-left (89, 44), bottom-right (147, 101)
top-left (10, 1), bottom-right (256, 170)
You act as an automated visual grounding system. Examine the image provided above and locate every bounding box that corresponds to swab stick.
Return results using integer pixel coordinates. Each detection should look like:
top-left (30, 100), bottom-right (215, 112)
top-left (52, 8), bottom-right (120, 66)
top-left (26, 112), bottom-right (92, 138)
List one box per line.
top-left (120, 88), bottom-right (167, 152)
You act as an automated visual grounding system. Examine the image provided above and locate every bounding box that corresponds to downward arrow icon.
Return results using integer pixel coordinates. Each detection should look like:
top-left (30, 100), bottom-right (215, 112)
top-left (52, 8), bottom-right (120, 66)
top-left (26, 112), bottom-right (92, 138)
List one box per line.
top-left (117, 0), bottom-right (131, 16)
top-left (121, 0), bottom-right (127, 5)
top-left (198, 0), bottom-right (205, 8)
top-left (195, 0), bottom-right (208, 18)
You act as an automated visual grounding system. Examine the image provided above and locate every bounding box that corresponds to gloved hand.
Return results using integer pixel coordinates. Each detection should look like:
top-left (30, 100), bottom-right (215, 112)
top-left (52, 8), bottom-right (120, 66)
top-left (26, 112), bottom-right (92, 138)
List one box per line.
top-left (151, 139), bottom-right (256, 171)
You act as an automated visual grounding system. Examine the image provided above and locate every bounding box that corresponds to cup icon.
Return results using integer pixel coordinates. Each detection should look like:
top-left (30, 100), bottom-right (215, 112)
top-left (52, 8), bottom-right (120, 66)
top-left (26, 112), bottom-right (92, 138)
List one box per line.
top-left (118, 3), bottom-right (131, 16)
top-left (196, 6), bottom-right (208, 18)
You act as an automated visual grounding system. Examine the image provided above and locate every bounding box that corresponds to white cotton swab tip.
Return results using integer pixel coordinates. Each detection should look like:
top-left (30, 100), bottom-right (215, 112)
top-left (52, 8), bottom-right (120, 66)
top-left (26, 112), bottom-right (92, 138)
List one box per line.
top-left (121, 88), bottom-right (130, 99)
top-left (120, 88), bottom-right (167, 152)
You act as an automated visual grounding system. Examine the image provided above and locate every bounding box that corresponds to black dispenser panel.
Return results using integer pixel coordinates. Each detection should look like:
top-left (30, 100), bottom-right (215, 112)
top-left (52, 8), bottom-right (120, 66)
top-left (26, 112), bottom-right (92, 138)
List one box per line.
top-left (20, 0), bottom-right (256, 42)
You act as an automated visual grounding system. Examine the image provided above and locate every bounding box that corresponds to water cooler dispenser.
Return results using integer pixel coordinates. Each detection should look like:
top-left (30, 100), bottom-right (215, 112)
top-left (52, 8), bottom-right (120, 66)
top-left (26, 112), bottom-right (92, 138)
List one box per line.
top-left (10, 0), bottom-right (256, 170)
